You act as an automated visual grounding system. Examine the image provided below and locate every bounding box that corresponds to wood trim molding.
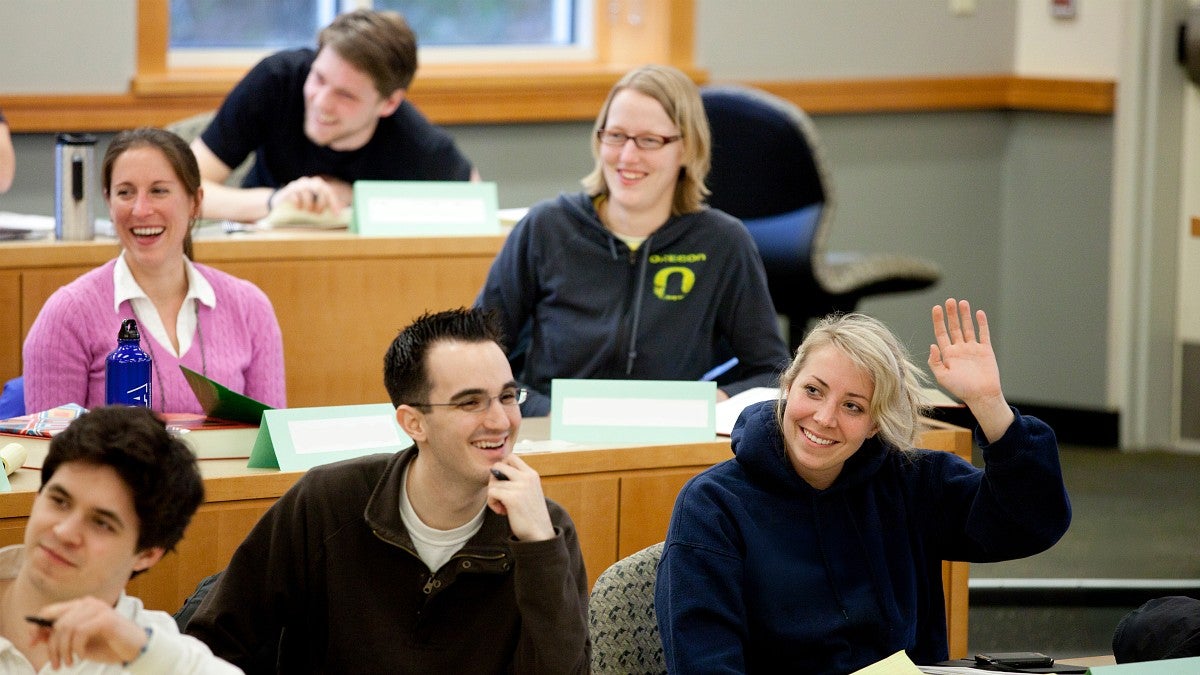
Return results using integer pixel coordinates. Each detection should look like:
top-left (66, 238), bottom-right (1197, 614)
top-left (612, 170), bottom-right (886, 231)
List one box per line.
top-left (0, 92), bottom-right (230, 134)
top-left (0, 0), bottom-right (1113, 131)
top-left (0, 75), bottom-right (1115, 133)
top-left (136, 0), bottom-right (168, 77)
top-left (748, 75), bottom-right (1116, 115)
top-left (1003, 76), bottom-right (1117, 114)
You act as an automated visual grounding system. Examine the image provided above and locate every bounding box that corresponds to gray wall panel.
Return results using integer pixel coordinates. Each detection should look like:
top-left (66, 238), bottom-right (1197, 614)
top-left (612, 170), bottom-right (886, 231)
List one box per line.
top-left (999, 112), bottom-right (1113, 409)
top-left (0, 1), bottom-right (135, 94)
top-left (698, 0), bottom-right (1016, 80)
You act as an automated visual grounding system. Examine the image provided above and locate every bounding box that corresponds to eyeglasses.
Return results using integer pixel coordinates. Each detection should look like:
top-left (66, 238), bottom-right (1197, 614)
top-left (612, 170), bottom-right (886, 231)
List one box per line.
top-left (596, 129), bottom-right (682, 150)
top-left (409, 388), bottom-right (527, 414)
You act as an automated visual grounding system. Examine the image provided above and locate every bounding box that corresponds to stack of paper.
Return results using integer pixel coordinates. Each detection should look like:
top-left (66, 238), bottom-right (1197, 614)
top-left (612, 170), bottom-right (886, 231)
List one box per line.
top-left (259, 203), bottom-right (351, 229)
top-left (0, 211), bottom-right (54, 240)
top-left (161, 413), bottom-right (260, 460)
top-left (851, 650), bottom-right (923, 674)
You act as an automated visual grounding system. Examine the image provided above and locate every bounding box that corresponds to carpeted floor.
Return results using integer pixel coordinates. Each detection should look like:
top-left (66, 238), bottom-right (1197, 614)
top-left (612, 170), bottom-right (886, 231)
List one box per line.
top-left (971, 444), bottom-right (1200, 580)
top-left (967, 444), bottom-right (1200, 657)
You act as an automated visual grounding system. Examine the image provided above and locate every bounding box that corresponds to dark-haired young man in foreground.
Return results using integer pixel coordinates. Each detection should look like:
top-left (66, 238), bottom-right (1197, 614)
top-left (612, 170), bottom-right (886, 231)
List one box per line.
top-left (0, 406), bottom-right (239, 673)
top-left (187, 308), bottom-right (588, 674)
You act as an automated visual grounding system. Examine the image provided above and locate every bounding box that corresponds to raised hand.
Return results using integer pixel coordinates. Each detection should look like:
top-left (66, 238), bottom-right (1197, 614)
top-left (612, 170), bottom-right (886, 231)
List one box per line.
top-left (929, 298), bottom-right (1013, 442)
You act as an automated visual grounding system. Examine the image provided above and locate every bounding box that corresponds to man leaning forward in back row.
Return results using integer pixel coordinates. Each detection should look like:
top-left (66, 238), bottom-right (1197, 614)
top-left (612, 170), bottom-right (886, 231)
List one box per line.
top-left (186, 308), bottom-right (589, 673)
top-left (191, 9), bottom-right (476, 223)
top-left (0, 406), bottom-right (240, 674)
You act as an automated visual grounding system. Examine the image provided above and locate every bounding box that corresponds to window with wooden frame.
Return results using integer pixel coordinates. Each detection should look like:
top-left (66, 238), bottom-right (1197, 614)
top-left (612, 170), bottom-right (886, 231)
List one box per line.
top-left (134, 0), bottom-right (703, 125)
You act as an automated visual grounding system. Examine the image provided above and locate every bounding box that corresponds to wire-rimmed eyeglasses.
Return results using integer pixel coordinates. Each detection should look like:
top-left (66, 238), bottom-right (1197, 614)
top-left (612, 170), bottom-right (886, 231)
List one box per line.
top-left (596, 129), bottom-right (682, 150)
top-left (409, 387), bottom-right (527, 414)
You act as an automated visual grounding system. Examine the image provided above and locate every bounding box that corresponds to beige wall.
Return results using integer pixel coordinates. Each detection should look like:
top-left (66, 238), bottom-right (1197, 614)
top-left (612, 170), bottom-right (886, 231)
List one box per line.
top-left (1013, 0), bottom-right (1123, 78)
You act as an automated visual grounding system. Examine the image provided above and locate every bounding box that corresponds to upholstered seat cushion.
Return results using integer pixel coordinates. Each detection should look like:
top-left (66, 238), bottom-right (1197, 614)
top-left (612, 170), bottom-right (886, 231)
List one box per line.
top-left (588, 542), bottom-right (666, 674)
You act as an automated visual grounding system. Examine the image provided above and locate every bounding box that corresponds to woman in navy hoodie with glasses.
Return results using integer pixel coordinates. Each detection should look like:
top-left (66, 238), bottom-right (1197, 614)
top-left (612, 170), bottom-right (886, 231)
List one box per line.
top-left (475, 64), bottom-right (789, 416)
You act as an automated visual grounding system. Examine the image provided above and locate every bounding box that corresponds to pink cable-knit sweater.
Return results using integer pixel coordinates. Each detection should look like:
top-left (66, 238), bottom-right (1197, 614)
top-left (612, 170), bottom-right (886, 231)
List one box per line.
top-left (22, 259), bottom-right (286, 414)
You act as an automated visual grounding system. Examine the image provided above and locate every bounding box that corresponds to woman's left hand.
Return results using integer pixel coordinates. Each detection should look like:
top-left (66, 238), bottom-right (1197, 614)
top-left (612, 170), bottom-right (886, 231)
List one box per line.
top-left (929, 298), bottom-right (1014, 442)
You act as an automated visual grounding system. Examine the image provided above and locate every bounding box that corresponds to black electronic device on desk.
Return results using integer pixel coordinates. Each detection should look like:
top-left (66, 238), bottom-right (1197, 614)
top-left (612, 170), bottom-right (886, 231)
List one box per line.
top-left (933, 651), bottom-right (1087, 673)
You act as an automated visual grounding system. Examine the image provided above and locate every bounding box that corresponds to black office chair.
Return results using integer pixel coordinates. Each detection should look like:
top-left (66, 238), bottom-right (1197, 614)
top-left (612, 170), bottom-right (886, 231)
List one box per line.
top-left (701, 84), bottom-right (941, 349)
top-left (174, 570), bottom-right (280, 673)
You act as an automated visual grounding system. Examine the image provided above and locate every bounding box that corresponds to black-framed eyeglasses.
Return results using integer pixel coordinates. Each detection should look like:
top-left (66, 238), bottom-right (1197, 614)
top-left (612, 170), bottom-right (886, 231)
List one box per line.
top-left (409, 388), bottom-right (527, 414)
top-left (596, 129), bottom-right (682, 150)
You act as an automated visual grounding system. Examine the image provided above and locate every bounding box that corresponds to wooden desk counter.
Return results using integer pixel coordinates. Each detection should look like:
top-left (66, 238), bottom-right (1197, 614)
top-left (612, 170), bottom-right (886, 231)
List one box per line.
top-left (0, 420), bottom-right (973, 658)
top-left (0, 231), bottom-right (508, 407)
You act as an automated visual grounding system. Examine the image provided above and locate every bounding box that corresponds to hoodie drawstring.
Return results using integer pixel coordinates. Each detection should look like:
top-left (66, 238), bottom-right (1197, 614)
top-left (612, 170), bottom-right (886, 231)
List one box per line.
top-left (625, 234), bottom-right (653, 374)
top-left (812, 494), bottom-right (851, 620)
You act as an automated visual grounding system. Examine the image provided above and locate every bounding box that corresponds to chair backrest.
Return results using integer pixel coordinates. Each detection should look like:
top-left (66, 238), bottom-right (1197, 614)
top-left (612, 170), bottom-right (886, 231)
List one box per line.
top-left (166, 111), bottom-right (253, 188)
top-left (702, 85), bottom-right (940, 347)
top-left (701, 85), bottom-right (838, 328)
top-left (173, 570), bottom-right (223, 632)
top-left (0, 376), bottom-right (24, 419)
top-left (174, 570), bottom-right (281, 670)
top-left (588, 542), bottom-right (666, 675)
top-left (702, 84), bottom-right (830, 220)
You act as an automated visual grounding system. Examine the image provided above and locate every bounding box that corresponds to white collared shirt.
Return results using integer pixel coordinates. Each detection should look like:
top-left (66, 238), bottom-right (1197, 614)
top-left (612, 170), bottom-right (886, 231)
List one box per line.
top-left (113, 253), bottom-right (216, 357)
top-left (0, 545), bottom-right (243, 674)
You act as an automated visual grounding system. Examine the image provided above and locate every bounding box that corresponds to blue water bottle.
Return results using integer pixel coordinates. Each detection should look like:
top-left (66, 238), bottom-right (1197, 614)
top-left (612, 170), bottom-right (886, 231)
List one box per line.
top-left (105, 319), bottom-right (152, 408)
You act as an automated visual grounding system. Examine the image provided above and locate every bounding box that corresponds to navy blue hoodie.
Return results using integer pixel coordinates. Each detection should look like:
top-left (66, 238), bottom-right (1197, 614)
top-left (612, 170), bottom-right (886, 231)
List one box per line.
top-left (656, 400), bottom-right (1071, 674)
top-left (476, 193), bottom-right (790, 415)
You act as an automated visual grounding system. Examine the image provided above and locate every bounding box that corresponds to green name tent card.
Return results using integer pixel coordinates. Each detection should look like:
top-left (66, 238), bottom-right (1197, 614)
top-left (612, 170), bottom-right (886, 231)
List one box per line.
top-left (248, 404), bottom-right (412, 471)
top-left (550, 379), bottom-right (716, 444)
top-left (350, 180), bottom-right (500, 236)
top-left (1088, 657), bottom-right (1200, 673)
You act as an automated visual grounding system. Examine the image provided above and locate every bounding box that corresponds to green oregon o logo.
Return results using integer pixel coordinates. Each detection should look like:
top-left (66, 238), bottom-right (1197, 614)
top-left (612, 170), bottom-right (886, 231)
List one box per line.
top-left (653, 266), bottom-right (695, 301)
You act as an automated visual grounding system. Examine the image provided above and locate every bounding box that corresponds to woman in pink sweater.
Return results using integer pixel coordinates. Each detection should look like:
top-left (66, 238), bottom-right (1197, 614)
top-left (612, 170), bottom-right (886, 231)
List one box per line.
top-left (23, 128), bottom-right (286, 414)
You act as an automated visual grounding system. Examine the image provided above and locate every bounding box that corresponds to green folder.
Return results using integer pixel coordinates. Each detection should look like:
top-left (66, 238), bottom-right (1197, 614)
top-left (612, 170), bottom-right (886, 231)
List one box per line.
top-left (180, 366), bottom-right (272, 425)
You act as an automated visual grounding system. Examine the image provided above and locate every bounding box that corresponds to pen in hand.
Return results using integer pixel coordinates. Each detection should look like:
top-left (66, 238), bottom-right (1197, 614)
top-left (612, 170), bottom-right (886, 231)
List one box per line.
top-left (490, 468), bottom-right (509, 481)
top-left (25, 615), bottom-right (54, 628)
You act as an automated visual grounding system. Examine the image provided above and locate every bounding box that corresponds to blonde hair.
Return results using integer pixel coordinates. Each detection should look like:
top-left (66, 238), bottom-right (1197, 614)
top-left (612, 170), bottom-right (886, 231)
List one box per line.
top-left (777, 313), bottom-right (931, 451)
top-left (581, 64), bottom-right (711, 215)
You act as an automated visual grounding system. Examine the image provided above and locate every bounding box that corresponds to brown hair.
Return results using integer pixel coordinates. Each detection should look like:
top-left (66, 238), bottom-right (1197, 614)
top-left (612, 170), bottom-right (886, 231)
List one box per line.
top-left (319, 9), bottom-right (418, 96)
top-left (43, 406), bottom-right (204, 555)
top-left (581, 64), bottom-right (711, 215)
top-left (383, 308), bottom-right (505, 408)
top-left (102, 127), bottom-right (202, 259)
